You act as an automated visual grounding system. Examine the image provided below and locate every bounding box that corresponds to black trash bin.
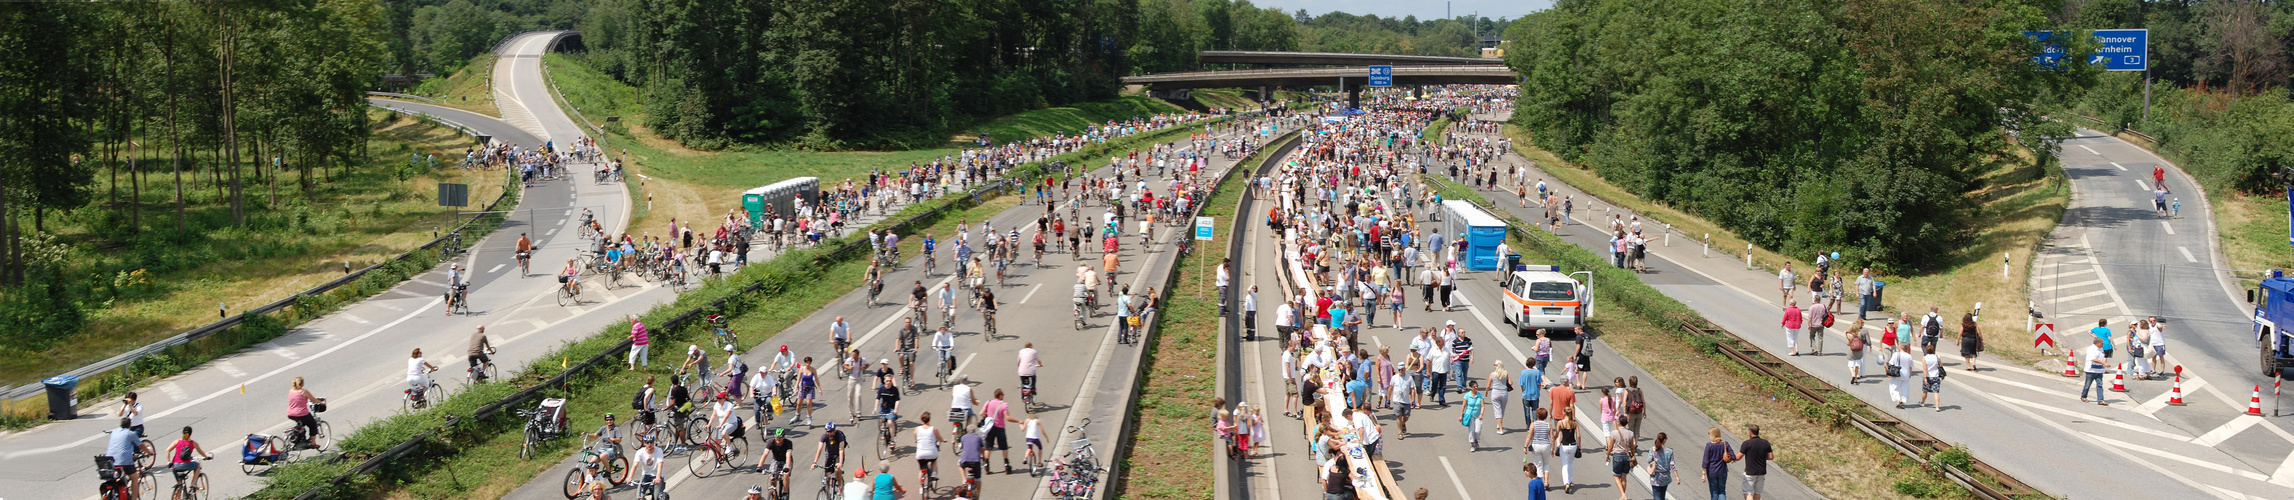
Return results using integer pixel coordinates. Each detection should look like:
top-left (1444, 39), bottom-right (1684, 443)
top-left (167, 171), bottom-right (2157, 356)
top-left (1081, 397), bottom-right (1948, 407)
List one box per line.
top-left (1506, 252), bottom-right (1524, 272)
top-left (1871, 280), bottom-right (1887, 313)
top-left (42, 375), bottom-right (78, 421)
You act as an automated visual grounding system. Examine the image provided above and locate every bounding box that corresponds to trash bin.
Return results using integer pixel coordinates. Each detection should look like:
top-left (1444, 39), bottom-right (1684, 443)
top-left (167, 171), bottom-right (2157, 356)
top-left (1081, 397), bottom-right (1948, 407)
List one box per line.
top-left (42, 375), bottom-right (79, 421)
top-left (1871, 281), bottom-right (1887, 313)
top-left (1506, 252), bottom-right (1524, 272)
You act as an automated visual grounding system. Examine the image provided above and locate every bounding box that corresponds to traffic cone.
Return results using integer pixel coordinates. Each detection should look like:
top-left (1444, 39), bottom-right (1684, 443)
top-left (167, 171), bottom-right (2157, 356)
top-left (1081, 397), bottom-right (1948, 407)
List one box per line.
top-left (2063, 351), bottom-right (2078, 377)
top-left (2167, 376), bottom-right (2185, 406)
top-left (2111, 364), bottom-right (2127, 392)
top-left (2248, 385), bottom-right (2265, 416)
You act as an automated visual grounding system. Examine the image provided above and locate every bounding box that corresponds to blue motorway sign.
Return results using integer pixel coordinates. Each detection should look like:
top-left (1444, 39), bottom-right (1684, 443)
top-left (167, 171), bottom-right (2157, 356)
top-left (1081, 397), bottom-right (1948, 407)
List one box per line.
top-left (1196, 216), bottom-right (1215, 240)
top-left (2026, 29), bottom-right (2148, 71)
top-left (1367, 65), bottom-right (1393, 87)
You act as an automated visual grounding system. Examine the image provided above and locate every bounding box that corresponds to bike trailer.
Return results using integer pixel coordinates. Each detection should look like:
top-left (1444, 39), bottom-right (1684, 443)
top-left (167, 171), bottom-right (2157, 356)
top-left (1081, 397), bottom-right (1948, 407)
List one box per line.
top-left (538, 398), bottom-right (570, 433)
top-left (95, 455), bottom-right (121, 481)
top-left (242, 434), bottom-right (285, 464)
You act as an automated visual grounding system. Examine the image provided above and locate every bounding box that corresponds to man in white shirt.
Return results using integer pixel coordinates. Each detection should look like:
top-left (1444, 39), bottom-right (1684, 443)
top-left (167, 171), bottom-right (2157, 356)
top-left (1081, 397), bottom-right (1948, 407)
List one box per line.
top-left (1273, 300), bottom-right (1296, 347)
top-left (948, 375), bottom-right (977, 428)
top-left (2079, 338), bottom-right (2109, 405)
top-left (1216, 258), bottom-right (1233, 315)
top-left (1778, 263), bottom-right (1797, 305)
top-left (1281, 347), bottom-right (1300, 418)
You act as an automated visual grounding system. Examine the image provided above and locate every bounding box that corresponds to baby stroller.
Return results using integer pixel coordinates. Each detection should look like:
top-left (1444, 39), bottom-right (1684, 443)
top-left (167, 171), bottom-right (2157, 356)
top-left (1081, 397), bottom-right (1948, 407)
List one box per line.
top-left (241, 434), bottom-right (289, 474)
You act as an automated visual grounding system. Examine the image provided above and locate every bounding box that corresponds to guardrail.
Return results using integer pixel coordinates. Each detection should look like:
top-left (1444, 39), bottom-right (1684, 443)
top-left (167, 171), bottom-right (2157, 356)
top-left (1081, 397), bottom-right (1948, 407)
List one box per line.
top-left (2070, 113), bottom-right (2157, 143)
top-left (364, 91), bottom-right (440, 104)
top-left (1211, 128), bottom-right (1304, 500)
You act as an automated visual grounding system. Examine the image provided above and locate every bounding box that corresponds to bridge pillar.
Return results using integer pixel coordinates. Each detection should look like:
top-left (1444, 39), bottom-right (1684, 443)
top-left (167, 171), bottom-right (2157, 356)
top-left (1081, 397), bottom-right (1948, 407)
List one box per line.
top-left (1259, 86), bottom-right (1271, 103)
top-left (1348, 88), bottom-right (1361, 110)
top-left (1413, 85), bottom-right (1424, 99)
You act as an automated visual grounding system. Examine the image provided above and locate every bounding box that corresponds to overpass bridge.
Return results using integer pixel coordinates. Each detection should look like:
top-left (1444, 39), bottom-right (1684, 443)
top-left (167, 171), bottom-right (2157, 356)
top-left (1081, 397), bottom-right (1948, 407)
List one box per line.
top-left (1197, 50), bottom-right (1503, 67)
top-left (1122, 64), bottom-right (1517, 108)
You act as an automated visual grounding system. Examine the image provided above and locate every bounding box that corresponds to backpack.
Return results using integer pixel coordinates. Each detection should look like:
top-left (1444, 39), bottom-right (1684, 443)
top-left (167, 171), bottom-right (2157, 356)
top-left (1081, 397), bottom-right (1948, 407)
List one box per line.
top-left (1821, 312), bottom-right (1835, 328)
top-left (631, 389), bottom-right (648, 410)
top-left (1625, 389), bottom-right (1646, 415)
top-left (1922, 315), bottom-right (1943, 339)
top-left (1847, 333), bottom-right (1865, 351)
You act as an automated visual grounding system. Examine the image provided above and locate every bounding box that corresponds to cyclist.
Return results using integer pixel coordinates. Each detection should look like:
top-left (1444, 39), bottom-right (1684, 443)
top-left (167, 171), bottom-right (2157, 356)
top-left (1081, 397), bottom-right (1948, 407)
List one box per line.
top-left (955, 420), bottom-right (985, 487)
top-left (758, 427), bottom-right (796, 489)
top-left (1017, 343), bottom-right (1042, 398)
top-left (682, 344), bottom-right (714, 390)
top-left (286, 377), bottom-right (322, 449)
top-left (167, 426), bottom-right (214, 489)
top-left (829, 316), bottom-right (852, 357)
top-left (897, 319), bottom-right (921, 384)
top-left (954, 238), bottom-right (974, 279)
top-left (750, 362), bottom-right (777, 427)
top-left (561, 258), bottom-right (582, 296)
top-left (874, 377), bottom-right (902, 426)
top-left (468, 326), bottom-right (495, 383)
top-left (922, 234), bottom-right (937, 271)
top-left (407, 348), bottom-right (439, 402)
top-left (712, 391), bottom-right (746, 444)
top-left (444, 265), bottom-right (467, 315)
top-left (937, 282), bottom-right (958, 325)
top-left (105, 417), bottom-right (141, 497)
top-left (668, 378), bottom-right (695, 444)
top-left (947, 375), bottom-right (976, 429)
top-left (719, 344), bottom-right (749, 400)
top-left (771, 345), bottom-right (798, 387)
top-left (979, 288), bottom-right (998, 331)
top-left (1102, 251), bottom-right (1120, 292)
top-left (914, 411), bottom-right (946, 488)
top-left (932, 326), bottom-right (956, 381)
top-left (910, 281), bottom-right (929, 323)
top-left (814, 422), bottom-right (849, 479)
top-left (633, 435), bottom-right (665, 499)
top-left (515, 233), bottom-right (533, 272)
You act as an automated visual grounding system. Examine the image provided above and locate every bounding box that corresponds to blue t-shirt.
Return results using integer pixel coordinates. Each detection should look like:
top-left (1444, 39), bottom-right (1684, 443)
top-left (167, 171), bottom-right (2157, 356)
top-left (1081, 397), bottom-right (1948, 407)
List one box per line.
top-left (2091, 327), bottom-right (2114, 351)
top-left (1328, 308), bottom-right (1347, 328)
top-left (923, 238), bottom-right (936, 253)
top-left (873, 474), bottom-right (898, 500)
top-left (1345, 379), bottom-right (1368, 408)
top-left (1527, 477), bottom-right (1546, 500)
top-left (1519, 368), bottom-right (1544, 400)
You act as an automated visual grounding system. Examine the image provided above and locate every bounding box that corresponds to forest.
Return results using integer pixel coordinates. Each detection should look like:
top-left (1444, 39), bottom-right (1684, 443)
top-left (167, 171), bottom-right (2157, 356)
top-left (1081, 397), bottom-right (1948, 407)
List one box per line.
top-left (1506, 0), bottom-right (2098, 270)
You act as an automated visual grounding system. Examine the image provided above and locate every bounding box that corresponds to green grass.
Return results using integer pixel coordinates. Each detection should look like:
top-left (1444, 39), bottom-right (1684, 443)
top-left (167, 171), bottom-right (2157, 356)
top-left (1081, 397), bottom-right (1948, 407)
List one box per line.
top-left (0, 110), bottom-right (505, 388)
top-left (403, 54), bottom-right (500, 117)
top-left (1186, 88), bottom-right (1259, 111)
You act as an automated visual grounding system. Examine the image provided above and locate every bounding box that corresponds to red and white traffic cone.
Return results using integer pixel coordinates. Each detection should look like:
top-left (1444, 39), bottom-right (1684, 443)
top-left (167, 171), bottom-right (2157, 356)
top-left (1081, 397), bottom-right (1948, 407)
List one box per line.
top-left (2248, 385), bottom-right (2266, 416)
top-left (2167, 376), bottom-right (2185, 406)
top-left (2063, 351), bottom-right (2078, 377)
top-left (2111, 364), bottom-right (2128, 392)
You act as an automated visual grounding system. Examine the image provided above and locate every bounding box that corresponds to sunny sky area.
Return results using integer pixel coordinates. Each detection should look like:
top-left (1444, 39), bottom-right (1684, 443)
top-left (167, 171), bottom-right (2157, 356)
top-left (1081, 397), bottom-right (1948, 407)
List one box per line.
top-left (1248, 0), bottom-right (1552, 21)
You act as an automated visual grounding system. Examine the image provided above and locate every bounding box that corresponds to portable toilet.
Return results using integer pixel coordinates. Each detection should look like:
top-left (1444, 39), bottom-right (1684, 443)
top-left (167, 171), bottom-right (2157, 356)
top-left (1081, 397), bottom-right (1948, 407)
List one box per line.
top-left (1440, 199), bottom-right (1508, 271)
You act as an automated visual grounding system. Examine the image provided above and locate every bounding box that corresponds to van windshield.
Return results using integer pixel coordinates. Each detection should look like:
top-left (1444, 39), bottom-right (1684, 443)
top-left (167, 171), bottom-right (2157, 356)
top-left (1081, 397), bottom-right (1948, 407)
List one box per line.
top-left (1527, 282), bottom-right (1575, 301)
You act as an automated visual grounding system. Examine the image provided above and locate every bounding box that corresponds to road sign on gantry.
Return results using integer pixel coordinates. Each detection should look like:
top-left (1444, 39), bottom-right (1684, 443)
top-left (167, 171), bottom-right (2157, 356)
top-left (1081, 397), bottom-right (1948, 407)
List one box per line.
top-left (1196, 216), bottom-right (1215, 240)
top-left (2026, 29), bottom-right (2147, 71)
top-left (1367, 65), bottom-right (1393, 87)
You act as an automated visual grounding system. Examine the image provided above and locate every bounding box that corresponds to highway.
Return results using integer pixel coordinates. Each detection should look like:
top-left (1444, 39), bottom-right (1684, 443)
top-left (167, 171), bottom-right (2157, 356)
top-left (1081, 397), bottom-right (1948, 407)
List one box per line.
top-left (490, 118), bottom-right (1297, 500)
top-left (0, 31), bottom-right (663, 500)
top-left (1460, 113), bottom-right (2294, 499)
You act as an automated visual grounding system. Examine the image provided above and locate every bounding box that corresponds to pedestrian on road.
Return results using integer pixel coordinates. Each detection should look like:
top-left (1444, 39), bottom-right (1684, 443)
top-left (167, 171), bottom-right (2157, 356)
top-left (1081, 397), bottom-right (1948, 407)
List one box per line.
top-left (1625, 376), bottom-right (1647, 438)
top-left (2129, 319), bottom-right (2151, 380)
top-left (1535, 330), bottom-right (1554, 373)
top-left (1521, 356), bottom-right (1545, 419)
top-left (1920, 344), bottom-right (1946, 411)
top-left (1806, 300), bottom-right (1830, 355)
top-left (1854, 268), bottom-right (1876, 320)
top-left (1741, 425), bottom-right (1775, 500)
top-left (1461, 380), bottom-right (1486, 451)
top-left (1243, 285), bottom-right (1259, 340)
top-left (2080, 337), bottom-right (2109, 405)
top-left (2148, 317), bottom-right (2169, 379)
top-left (1526, 407), bottom-right (1554, 482)
top-left (1572, 337), bottom-right (1593, 390)
top-left (1846, 319), bottom-right (1869, 384)
top-left (1389, 361), bottom-right (1414, 435)
top-left (1599, 379), bottom-right (1621, 436)
top-left (1427, 343), bottom-right (1452, 406)
top-left (1778, 263), bottom-right (1796, 305)
top-left (1703, 427), bottom-right (1737, 500)
top-left (1959, 313), bottom-right (1983, 372)
top-left (1783, 301), bottom-right (1805, 356)
top-left (1920, 306), bottom-right (1944, 353)
top-left (1490, 362), bottom-right (1513, 434)
top-left (1648, 432), bottom-right (1678, 500)
top-left (1525, 462), bottom-right (1548, 500)
top-left (1888, 342), bottom-right (1915, 408)
top-left (1555, 406), bottom-right (1582, 493)
top-left (1608, 414), bottom-right (1638, 500)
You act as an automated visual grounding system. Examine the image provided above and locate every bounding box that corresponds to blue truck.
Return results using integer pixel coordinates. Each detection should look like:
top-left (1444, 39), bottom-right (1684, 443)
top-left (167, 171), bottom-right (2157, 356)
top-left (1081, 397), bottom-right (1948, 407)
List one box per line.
top-left (2250, 270), bottom-right (2294, 377)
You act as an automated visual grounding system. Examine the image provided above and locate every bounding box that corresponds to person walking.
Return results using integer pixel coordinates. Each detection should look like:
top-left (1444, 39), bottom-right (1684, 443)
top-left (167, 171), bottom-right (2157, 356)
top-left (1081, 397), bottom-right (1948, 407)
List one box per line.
top-left (1854, 268), bottom-right (1876, 320)
top-left (1624, 376), bottom-right (1646, 439)
top-left (1958, 313), bottom-right (1983, 372)
top-left (1702, 427), bottom-right (1738, 500)
top-left (1846, 319), bottom-right (1869, 384)
top-left (1648, 432), bottom-right (1678, 500)
top-left (1888, 343), bottom-right (1915, 409)
top-left (1608, 415), bottom-right (1638, 500)
top-left (1461, 380), bottom-right (1486, 451)
top-left (1520, 356), bottom-right (1545, 422)
top-left (1489, 362), bottom-right (1513, 434)
top-left (1782, 301), bottom-right (1805, 356)
top-left (1525, 407), bottom-right (1553, 484)
top-left (1777, 263), bottom-right (1796, 305)
top-left (1806, 300), bottom-right (1830, 355)
top-left (2079, 337), bottom-right (2109, 405)
top-left (1920, 344), bottom-right (1946, 411)
top-left (1598, 381), bottom-right (1620, 436)
top-left (1526, 462), bottom-right (1549, 500)
top-left (2148, 317), bottom-right (2169, 380)
top-left (628, 315), bottom-right (652, 371)
top-left (1740, 425), bottom-right (1775, 500)
top-left (1555, 407), bottom-right (1582, 493)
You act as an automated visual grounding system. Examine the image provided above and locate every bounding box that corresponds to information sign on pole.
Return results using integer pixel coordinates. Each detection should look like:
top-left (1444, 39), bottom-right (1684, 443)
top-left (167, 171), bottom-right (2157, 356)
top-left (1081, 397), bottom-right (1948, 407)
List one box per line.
top-left (1367, 65), bottom-right (1393, 87)
top-left (2025, 29), bottom-right (2148, 71)
top-left (1195, 216), bottom-right (1215, 240)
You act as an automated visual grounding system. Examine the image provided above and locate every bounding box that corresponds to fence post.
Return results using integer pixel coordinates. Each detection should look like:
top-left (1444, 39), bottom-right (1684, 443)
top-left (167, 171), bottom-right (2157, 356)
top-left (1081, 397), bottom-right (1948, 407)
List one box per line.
top-left (1703, 234), bottom-right (1710, 258)
top-left (1665, 224), bottom-right (1672, 247)
top-left (1746, 244), bottom-right (1754, 269)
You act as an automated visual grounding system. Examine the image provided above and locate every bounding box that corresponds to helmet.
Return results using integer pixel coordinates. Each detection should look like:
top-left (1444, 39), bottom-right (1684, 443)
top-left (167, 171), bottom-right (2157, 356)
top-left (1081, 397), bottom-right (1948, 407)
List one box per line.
top-left (641, 434), bottom-right (656, 443)
top-left (772, 427), bottom-right (787, 437)
top-left (824, 422), bottom-right (837, 431)
top-left (747, 485), bottom-right (763, 495)
top-left (779, 345), bottom-right (789, 352)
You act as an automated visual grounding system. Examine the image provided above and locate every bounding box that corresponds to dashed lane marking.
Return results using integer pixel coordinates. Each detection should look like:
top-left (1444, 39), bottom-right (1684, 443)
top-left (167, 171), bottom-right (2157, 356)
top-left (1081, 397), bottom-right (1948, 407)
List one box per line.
top-left (1991, 394), bottom-right (2188, 442)
top-left (1439, 456), bottom-right (1476, 500)
top-left (2038, 268), bottom-right (2098, 280)
top-left (489, 263), bottom-right (506, 273)
top-left (2162, 220), bottom-right (2177, 235)
top-left (2087, 432), bottom-right (2272, 482)
top-left (2193, 415), bottom-right (2266, 447)
top-left (341, 314), bottom-right (371, 325)
top-left (2081, 145), bottom-right (2101, 154)
top-left (215, 362), bottom-right (247, 378)
top-left (2038, 279), bottom-right (2104, 292)
top-left (2180, 246), bottom-right (2198, 262)
top-left (2112, 162), bottom-right (2129, 171)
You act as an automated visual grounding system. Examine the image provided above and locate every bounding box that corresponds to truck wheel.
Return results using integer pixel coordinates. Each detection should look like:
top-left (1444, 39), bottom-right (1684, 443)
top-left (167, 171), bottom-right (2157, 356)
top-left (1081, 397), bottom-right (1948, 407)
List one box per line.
top-left (2265, 337), bottom-right (2279, 379)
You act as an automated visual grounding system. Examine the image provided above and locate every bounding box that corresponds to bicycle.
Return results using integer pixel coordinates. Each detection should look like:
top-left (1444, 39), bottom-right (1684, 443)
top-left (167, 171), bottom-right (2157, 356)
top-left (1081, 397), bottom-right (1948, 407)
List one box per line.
top-left (404, 372), bottom-right (442, 411)
top-left (866, 278), bottom-right (882, 306)
top-left (449, 285), bottom-right (471, 315)
top-left (168, 458), bottom-right (212, 500)
top-left (925, 254), bottom-right (936, 276)
top-left (561, 442), bottom-right (630, 499)
top-left (935, 347), bottom-right (954, 386)
top-left (814, 464), bottom-right (843, 500)
top-left (684, 432), bottom-right (748, 478)
top-left (705, 314), bottom-right (738, 349)
top-left (897, 350), bottom-right (916, 389)
top-left (876, 413), bottom-right (897, 461)
top-left (982, 310), bottom-right (998, 340)
top-left (557, 277), bottom-right (581, 306)
top-left (468, 349), bottom-right (499, 385)
top-left (95, 456), bottom-right (155, 500)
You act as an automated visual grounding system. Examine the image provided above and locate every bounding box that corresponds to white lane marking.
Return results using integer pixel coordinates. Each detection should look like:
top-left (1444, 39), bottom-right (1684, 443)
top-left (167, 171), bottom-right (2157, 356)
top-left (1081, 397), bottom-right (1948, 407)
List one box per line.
top-left (159, 382), bottom-right (187, 402)
top-left (2137, 178), bottom-right (2155, 191)
top-left (2081, 145), bottom-right (2100, 154)
top-left (2066, 302), bottom-right (2125, 315)
top-left (270, 344), bottom-right (300, 361)
top-left (2180, 246), bottom-right (2198, 262)
top-left (1950, 369), bottom-right (2070, 399)
top-left (2037, 279), bottom-right (2104, 292)
top-left (216, 362), bottom-right (247, 378)
top-left (2078, 235), bottom-right (2136, 317)
top-left (546, 228), bottom-right (558, 236)
top-left (342, 314), bottom-right (371, 325)
top-left (2162, 220), bottom-right (2177, 235)
top-left (2270, 448), bottom-right (2294, 487)
top-left (2052, 289), bottom-right (2112, 302)
top-left (1438, 456), bottom-right (1476, 500)
top-left (377, 303), bottom-right (405, 311)
top-left (2133, 376), bottom-right (2209, 417)
top-left (2038, 268), bottom-right (2098, 280)
top-left (2087, 432), bottom-right (2272, 482)
top-left (2112, 162), bottom-right (2129, 171)
top-left (1991, 394), bottom-right (2188, 442)
top-left (1020, 283), bottom-right (1043, 304)
top-left (489, 263), bottom-right (506, 274)
top-left (2193, 415), bottom-right (2266, 447)
top-left (953, 352), bottom-right (977, 379)
top-left (1961, 380), bottom-right (2243, 500)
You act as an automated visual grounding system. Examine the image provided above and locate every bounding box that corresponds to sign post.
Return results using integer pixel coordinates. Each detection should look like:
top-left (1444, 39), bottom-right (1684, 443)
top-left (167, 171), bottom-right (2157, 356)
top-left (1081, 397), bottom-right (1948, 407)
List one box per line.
top-left (1367, 65), bottom-right (1393, 87)
top-left (2028, 29), bottom-right (2152, 123)
top-left (1197, 216), bottom-right (1215, 297)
